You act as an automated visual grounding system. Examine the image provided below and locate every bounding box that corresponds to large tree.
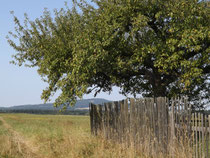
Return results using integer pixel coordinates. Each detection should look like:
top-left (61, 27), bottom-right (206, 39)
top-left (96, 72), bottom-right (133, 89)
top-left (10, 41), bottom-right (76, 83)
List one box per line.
top-left (7, 0), bottom-right (210, 108)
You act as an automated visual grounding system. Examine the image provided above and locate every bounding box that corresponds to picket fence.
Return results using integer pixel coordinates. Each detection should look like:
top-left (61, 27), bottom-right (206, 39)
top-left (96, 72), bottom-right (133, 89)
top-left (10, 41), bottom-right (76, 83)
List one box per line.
top-left (89, 97), bottom-right (210, 158)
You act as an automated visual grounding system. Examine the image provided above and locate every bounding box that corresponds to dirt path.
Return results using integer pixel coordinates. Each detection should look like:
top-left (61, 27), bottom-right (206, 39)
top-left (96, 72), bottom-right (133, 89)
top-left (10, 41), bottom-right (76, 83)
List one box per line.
top-left (0, 116), bottom-right (42, 158)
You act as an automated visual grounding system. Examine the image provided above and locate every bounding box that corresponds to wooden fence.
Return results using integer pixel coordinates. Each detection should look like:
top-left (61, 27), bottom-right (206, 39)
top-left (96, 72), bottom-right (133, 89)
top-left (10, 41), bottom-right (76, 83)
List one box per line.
top-left (89, 97), bottom-right (210, 158)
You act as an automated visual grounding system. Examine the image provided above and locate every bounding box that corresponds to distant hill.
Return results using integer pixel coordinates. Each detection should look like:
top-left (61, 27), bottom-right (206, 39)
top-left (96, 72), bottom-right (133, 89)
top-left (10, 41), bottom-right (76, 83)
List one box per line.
top-left (0, 98), bottom-right (110, 111)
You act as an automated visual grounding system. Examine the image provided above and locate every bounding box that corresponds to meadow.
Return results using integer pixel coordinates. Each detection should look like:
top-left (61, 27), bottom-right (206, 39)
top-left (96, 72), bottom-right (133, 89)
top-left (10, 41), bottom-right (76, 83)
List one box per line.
top-left (1, 113), bottom-right (208, 158)
top-left (0, 113), bottom-right (138, 158)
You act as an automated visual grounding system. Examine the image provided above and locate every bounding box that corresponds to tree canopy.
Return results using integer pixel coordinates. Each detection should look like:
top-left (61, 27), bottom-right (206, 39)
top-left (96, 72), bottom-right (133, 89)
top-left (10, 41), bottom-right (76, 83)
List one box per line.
top-left (7, 0), bottom-right (210, 107)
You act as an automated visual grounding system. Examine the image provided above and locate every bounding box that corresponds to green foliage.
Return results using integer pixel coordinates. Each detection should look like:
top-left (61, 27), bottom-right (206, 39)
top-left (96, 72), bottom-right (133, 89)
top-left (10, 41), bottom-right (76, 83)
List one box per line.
top-left (7, 0), bottom-right (210, 107)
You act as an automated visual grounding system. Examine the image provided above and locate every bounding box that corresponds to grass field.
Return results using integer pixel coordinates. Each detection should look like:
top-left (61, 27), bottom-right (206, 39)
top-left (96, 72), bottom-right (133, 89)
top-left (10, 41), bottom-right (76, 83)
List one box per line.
top-left (1, 113), bottom-right (208, 158)
top-left (0, 113), bottom-right (138, 158)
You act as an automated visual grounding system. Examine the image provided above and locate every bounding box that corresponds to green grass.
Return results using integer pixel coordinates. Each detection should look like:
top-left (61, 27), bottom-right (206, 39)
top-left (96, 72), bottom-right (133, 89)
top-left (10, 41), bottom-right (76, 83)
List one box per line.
top-left (0, 114), bottom-right (137, 158)
top-left (0, 113), bottom-right (208, 158)
top-left (1, 114), bottom-right (89, 138)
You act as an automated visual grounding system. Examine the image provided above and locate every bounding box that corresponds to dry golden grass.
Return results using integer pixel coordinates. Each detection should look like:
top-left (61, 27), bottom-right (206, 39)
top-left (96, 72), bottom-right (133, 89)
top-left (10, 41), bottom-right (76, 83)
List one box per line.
top-left (0, 113), bottom-right (196, 158)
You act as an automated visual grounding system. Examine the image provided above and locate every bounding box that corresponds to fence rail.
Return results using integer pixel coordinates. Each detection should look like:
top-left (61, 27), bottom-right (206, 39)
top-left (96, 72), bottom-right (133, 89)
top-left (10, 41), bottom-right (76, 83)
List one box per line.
top-left (89, 97), bottom-right (210, 158)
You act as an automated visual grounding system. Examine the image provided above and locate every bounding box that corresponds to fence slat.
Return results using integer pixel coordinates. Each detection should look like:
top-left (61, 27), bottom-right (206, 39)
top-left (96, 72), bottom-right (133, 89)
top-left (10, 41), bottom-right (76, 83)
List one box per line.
top-left (209, 115), bottom-right (210, 157)
top-left (192, 113), bottom-right (195, 158)
top-left (206, 114), bottom-right (209, 158)
top-left (201, 113), bottom-right (204, 158)
top-left (199, 113), bottom-right (202, 158)
top-left (196, 112), bottom-right (198, 158)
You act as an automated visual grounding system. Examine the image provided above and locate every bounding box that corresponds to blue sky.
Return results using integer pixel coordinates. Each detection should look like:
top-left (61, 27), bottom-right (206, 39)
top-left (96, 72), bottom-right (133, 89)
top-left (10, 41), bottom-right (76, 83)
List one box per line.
top-left (0, 0), bottom-right (127, 107)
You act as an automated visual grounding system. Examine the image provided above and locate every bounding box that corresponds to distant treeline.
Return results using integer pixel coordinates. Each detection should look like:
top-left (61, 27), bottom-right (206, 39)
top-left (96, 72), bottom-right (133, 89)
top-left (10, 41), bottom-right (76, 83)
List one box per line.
top-left (1, 108), bottom-right (209, 116)
top-left (0, 109), bottom-right (89, 115)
